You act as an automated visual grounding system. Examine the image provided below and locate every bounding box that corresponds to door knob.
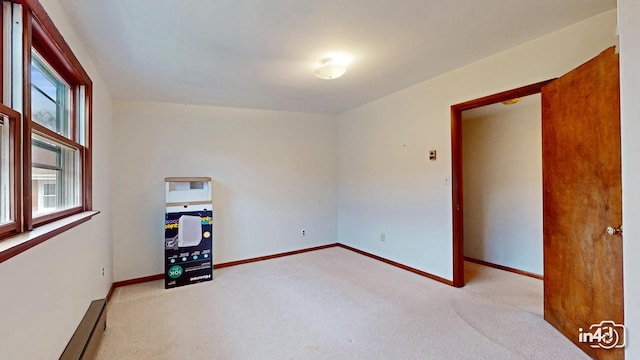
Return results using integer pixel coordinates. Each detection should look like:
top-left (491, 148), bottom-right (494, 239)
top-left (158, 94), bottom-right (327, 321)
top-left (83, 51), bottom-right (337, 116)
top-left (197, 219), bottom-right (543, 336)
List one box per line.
top-left (606, 225), bottom-right (623, 235)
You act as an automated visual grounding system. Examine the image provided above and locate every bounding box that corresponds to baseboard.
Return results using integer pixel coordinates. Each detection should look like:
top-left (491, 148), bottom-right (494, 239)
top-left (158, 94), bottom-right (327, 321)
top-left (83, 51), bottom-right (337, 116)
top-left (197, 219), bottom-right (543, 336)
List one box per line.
top-left (106, 283), bottom-right (116, 301)
top-left (107, 244), bottom-right (340, 299)
top-left (107, 243), bottom-right (457, 296)
top-left (215, 243), bottom-right (339, 269)
top-left (337, 243), bottom-right (454, 286)
top-left (464, 256), bottom-right (543, 280)
top-left (108, 274), bottom-right (164, 301)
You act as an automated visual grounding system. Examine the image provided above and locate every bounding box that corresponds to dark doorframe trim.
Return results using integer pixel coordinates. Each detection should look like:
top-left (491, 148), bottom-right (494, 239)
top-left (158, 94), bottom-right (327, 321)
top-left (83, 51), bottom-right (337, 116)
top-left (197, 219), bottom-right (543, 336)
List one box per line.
top-left (450, 79), bottom-right (555, 288)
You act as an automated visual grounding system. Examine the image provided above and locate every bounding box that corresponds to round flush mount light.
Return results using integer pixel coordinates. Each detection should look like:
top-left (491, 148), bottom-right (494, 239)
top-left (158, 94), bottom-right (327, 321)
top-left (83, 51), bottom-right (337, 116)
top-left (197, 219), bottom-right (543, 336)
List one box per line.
top-left (314, 58), bottom-right (347, 80)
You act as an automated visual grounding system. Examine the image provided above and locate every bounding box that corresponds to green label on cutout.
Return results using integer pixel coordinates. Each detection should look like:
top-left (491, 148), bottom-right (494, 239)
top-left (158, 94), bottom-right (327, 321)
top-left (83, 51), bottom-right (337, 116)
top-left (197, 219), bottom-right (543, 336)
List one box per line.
top-left (168, 265), bottom-right (183, 279)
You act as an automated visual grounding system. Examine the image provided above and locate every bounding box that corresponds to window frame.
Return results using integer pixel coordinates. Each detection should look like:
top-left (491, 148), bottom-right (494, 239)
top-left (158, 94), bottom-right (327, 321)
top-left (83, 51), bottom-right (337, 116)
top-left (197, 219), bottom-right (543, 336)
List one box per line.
top-left (0, 0), bottom-right (94, 248)
top-left (31, 50), bottom-right (72, 136)
top-left (21, 0), bottom-right (92, 229)
top-left (0, 103), bottom-right (21, 239)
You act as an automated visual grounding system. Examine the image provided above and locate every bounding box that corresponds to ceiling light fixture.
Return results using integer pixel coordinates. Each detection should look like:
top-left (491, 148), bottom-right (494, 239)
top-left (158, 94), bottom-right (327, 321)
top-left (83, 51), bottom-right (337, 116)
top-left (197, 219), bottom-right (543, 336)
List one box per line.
top-left (502, 98), bottom-right (521, 105)
top-left (314, 58), bottom-right (347, 80)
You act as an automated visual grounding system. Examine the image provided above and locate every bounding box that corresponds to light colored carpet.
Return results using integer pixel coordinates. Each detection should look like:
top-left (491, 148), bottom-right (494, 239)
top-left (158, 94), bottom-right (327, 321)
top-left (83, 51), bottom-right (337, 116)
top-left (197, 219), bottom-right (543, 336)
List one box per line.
top-left (96, 247), bottom-right (588, 359)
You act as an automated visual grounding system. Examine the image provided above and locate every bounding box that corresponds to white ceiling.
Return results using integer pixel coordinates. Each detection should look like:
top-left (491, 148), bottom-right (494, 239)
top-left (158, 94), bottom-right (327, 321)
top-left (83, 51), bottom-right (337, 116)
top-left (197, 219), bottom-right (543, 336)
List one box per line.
top-left (57, 0), bottom-right (616, 114)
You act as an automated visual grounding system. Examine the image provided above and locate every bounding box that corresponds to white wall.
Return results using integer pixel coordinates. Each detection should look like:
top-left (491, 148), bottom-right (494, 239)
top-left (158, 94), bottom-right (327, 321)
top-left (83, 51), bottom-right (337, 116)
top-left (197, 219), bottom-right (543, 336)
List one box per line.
top-left (619, 0), bottom-right (639, 356)
top-left (462, 96), bottom-right (542, 274)
top-left (0, 0), bottom-right (113, 359)
top-left (112, 101), bottom-right (338, 281)
top-left (337, 10), bottom-right (616, 280)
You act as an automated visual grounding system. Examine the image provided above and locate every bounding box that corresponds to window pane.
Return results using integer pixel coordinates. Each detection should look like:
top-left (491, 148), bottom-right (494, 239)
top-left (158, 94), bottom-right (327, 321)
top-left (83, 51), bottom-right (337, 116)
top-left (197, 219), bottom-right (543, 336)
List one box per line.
top-left (32, 168), bottom-right (57, 213)
top-left (42, 183), bottom-right (57, 208)
top-left (31, 51), bottom-right (70, 137)
top-left (31, 134), bottom-right (80, 216)
top-left (77, 85), bottom-right (86, 146)
top-left (0, 118), bottom-right (10, 225)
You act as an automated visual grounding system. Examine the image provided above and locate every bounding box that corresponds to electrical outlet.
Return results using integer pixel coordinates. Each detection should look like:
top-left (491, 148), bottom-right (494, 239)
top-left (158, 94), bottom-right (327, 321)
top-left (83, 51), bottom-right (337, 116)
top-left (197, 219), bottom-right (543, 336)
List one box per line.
top-left (380, 232), bottom-right (386, 242)
top-left (302, 229), bottom-right (306, 236)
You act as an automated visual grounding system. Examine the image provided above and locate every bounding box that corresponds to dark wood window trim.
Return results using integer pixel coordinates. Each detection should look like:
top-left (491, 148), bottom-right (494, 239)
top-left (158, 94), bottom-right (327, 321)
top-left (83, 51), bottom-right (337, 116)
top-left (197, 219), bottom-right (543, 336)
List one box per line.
top-left (0, 103), bottom-right (22, 239)
top-left (23, 0), bottom-right (91, 85)
top-left (20, 0), bottom-right (93, 229)
top-left (0, 210), bottom-right (99, 263)
top-left (0, 0), bottom-right (96, 262)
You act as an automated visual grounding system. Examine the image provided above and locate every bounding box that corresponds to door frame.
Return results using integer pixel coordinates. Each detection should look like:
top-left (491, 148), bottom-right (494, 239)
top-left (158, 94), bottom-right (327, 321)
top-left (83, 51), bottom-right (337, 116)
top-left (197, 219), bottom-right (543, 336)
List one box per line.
top-left (450, 79), bottom-right (554, 287)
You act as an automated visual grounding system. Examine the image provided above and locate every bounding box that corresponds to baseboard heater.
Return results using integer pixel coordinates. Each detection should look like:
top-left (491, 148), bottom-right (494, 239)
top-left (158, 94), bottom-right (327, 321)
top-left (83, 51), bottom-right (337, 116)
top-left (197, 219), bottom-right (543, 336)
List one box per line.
top-left (59, 299), bottom-right (107, 360)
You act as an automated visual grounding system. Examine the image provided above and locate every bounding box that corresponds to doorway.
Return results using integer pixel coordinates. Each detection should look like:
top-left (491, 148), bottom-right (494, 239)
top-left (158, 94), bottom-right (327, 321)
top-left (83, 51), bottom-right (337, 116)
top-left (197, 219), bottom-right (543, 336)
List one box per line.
top-left (450, 80), bottom-right (553, 288)
top-left (461, 93), bottom-right (543, 281)
top-left (450, 45), bottom-right (624, 360)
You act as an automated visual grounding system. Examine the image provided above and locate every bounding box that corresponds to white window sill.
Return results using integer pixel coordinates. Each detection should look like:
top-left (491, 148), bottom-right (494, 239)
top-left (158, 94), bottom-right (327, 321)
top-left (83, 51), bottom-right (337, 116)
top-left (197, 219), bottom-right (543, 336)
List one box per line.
top-left (0, 210), bottom-right (100, 263)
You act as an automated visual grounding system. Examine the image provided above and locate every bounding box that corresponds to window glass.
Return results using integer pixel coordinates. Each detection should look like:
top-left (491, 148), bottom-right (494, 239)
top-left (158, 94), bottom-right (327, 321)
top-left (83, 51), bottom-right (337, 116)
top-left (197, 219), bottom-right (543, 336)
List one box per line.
top-left (31, 51), bottom-right (70, 137)
top-left (31, 134), bottom-right (80, 216)
top-left (0, 118), bottom-right (8, 225)
top-left (0, 108), bottom-right (18, 231)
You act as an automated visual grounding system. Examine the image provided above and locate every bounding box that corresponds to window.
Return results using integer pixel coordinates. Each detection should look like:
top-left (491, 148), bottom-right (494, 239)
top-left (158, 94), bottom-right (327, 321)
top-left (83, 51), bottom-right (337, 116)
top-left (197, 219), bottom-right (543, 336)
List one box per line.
top-left (0, 0), bottom-right (92, 243)
top-left (41, 183), bottom-right (57, 208)
top-left (31, 51), bottom-right (70, 136)
top-left (31, 135), bottom-right (80, 216)
top-left (0, 105), bottom-right (20, 236)
top-left (0, 122), bottom-right (6, 221)
top-left (28, 50), bottom-right (83, 221)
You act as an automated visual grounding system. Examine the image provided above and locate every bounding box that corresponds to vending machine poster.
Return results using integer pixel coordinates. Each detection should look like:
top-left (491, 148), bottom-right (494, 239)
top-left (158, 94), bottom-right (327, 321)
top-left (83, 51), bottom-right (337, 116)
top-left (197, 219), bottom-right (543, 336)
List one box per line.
top-left (164, 210), bottom-right (213, 289)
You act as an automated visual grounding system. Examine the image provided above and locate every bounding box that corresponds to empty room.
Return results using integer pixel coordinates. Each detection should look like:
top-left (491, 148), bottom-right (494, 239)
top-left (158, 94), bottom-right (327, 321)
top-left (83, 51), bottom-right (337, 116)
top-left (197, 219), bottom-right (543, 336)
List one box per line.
top-left (1, 1), bottom-right (639, 359)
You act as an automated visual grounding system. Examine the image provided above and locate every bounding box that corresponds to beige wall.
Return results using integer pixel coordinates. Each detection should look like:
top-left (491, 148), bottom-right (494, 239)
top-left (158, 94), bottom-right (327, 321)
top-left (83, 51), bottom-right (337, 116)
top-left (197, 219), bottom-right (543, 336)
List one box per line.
top-left (0, 0), bottom-right (114, 358)
top-left (112, 101), bottom-right (338, 281)
top-left (337, 10), bottom-right (616, 279)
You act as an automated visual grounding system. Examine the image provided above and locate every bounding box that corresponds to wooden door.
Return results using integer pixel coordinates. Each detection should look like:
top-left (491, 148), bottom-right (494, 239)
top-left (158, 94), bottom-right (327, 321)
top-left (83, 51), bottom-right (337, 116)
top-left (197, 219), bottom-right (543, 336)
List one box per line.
top-left (542, 46), bottom-right (624, 360)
